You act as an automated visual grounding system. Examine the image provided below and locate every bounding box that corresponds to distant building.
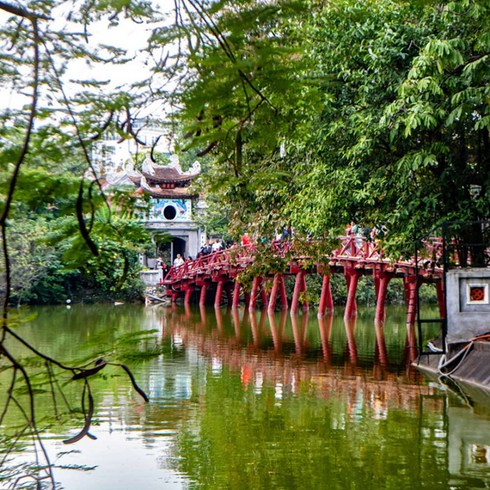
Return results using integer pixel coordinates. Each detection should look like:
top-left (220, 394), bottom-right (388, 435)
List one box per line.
top-left (93, 124), bottom-right (207, 278)
top-left (91, 120), bottom-right (168, 175)
top-left (102, 155), bottom-right (206, 269)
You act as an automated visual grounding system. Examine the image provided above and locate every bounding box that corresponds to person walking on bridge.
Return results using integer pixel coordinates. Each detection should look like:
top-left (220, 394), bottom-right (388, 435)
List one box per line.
top-left (173, 254), bottom-right (184, 267)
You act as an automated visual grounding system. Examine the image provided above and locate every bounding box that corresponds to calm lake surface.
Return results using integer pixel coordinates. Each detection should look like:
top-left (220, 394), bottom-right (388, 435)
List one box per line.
top-left (3, 304), bottom-right (490, 489)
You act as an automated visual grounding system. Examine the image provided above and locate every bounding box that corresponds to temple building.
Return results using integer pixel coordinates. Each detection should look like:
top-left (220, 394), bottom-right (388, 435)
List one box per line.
top-left (103, 154), bottom-right (206, 273)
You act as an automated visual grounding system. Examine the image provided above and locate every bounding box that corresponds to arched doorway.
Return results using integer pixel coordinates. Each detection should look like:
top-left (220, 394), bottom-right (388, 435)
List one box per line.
top-left (171, 237), bottom-right (187, 262)
top-left (154, 236), bottom-right (187, 268)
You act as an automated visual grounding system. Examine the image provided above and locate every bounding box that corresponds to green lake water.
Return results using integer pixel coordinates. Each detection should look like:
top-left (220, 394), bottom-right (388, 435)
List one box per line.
top-left (2, 304), bottom-right (490, 489)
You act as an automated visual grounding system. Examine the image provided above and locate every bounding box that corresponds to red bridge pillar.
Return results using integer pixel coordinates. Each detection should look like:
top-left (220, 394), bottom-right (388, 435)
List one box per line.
top-left (268, 273), bottom-right (281, 312)
top-left (199, 283), bottom-right (208, 307)
top-left (268, 273), bottom-right (288, 311)
top-left (184, 286), bottom-right (194, 306)
top-left (373, 269), bottom-right (393, 325)
top-left (214, 280), bottom-right (224, 308)
top-left (279, 275), bottom-right (288, 309)
top-left (232, 281), bottom-right (241, 308)
top-left (291, 270), bottom-right (306, 314)
top-left (344, 267), bottom-right (361, 319)
top-left (318, 274), bottom-right (334, 317)
top-left (261, 280), bottom-right (269, 309)
top-left (404, 275), bottom-right (418, 325)
top-left (249, 276), bottom-right (261, 310)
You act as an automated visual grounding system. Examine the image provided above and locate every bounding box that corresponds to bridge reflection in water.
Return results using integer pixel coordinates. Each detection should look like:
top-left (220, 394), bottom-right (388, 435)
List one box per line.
top-left (157, 304), bottom-right (437, 414)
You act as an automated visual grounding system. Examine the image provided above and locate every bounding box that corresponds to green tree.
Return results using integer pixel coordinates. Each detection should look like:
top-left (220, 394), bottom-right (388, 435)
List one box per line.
top-left (158, 0), bottom-right (489, 255)
top-left (0, 0), bottom-right (159, 306)
top-left (287, 0), bottom-right (489, 249)
top-left (152, 0), bottom-right (317, 238)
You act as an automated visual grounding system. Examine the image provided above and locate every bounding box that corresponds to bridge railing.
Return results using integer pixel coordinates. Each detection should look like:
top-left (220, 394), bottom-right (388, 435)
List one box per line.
top-left (163, 235), bottom-right (448, 286)
top-left (335, 235), bottom-right (381, 259)
top-left (163, 244), bottom-right (258, 285)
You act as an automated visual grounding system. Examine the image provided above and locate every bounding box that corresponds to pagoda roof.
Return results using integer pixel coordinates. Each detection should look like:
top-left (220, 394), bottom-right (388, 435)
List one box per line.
top-left (141, 155), bottom-right (200, 184)
top-left (138, 175), bottom-right (198, 199)
top-left (101, 156), bottom-right (200, 198)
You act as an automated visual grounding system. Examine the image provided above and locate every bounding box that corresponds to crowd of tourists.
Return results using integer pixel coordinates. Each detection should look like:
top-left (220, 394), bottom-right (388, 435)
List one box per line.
top-left (156, 222), bottom-right (388, 272)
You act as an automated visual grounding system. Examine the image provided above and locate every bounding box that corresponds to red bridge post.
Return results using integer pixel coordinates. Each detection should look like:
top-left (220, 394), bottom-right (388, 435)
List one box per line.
top-left (249, 277), bottom-right (261, 310)
top-left (260, 280), bottom-right (269, 309)
top-left (268, 273), bottom-right (288, 311)
top-left (184, 286), bottom-right (194, 306)
top-left (344, 267), bottom-right (361, 319)
top-left (291, 270), bottom-right (306, 314)
top-left (403, 276), bottom-right (418, 325)
top-left (279, 275), bottom-right (288, 309)
top-left (318, 273), bottom-right (334, 317)
top-left (214, 280), bottom-right (224, 308)
top-left (232, 281), bottom-right (241, 308)
top-left (199, 282), bottom-right (208, 307)
top-left (268, 273), bottom-right (281, 312)
top-left (374, 269), bottom-right (393, 325)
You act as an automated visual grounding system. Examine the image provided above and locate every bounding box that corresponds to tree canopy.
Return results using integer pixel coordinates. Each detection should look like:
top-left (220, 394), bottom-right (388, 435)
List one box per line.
top-left (156, 0), bottom-right (489, 251)
top-left (289, 0), bottom-right (489, 245)
top-left (0, 0), bottom-right (159, 305)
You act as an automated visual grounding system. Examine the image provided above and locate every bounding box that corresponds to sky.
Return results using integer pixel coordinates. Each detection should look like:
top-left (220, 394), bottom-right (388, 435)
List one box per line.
top-left (0, 0), bottom-right (187, 160)
top-left (0, 0), bottom-right (177, 111)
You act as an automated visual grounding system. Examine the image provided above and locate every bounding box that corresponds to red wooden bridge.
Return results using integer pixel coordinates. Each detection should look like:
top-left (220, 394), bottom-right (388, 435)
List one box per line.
top-left (162, 235), bottom-right (445, 325)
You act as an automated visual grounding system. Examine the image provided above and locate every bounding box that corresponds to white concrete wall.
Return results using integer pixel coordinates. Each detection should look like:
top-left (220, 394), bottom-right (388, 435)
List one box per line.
top-left (140, 270), bottom-right (163, 286)
top-left (446, 268), bottom-right (490, 342)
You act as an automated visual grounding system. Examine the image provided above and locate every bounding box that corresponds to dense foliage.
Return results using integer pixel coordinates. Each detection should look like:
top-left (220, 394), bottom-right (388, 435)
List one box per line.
top-left (0, 0), bottom-right (158, 305)
top-left (156, 0), bottom-right (489, 255)
top-left (289, 0), bottom-right (489, 251)
top-left (151, 0), bottom-right (317, 237)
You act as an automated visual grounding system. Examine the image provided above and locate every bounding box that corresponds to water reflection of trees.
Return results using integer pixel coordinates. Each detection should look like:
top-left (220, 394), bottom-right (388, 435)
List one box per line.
top-left (162, 306), bottom-right (437, 414)
top-left (161, 306), bottom-right (479, 489)
top-left (0, 306), bottom-right (153, 487)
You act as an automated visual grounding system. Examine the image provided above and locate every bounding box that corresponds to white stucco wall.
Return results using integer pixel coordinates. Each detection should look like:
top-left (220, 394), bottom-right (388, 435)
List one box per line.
top-left (446, 268), bottom-right (490, 342)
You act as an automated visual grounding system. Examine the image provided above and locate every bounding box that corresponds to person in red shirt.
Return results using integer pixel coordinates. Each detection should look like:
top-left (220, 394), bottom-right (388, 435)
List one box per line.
top-left (240, 233), bottom-right (251, 247)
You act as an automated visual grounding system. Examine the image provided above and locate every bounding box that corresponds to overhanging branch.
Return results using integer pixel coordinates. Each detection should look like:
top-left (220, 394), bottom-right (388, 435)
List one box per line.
top-left (0, 1), bottom-right (50, 21)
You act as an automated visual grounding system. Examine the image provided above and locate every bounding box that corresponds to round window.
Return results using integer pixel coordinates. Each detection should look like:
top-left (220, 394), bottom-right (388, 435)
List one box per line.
top-left (163, 205), bottom-right (177, 220)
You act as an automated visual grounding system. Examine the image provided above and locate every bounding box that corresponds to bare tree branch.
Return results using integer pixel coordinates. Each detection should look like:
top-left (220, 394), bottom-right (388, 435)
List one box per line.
top-left (0, 17), bottom-right (40, 316)
top-left (0, 1), bottom-right (50, 21)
